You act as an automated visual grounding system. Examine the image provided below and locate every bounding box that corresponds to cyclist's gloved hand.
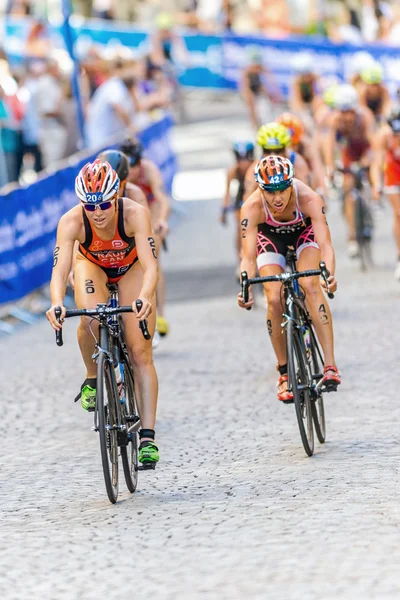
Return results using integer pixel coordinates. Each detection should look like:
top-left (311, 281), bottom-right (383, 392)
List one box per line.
top-left (237, 290), bottom-right (254, 309)
top-left (321, 274), bottom-right (337, 295)
top-left (133, 297), bottom-right (152, 320)
top-left (46, 305), bottom-right (66, 330)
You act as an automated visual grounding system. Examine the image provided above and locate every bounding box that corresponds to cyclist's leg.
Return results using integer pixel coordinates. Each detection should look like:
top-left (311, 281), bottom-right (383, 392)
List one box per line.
top-left (117, 262), bottom-right (158, 444)
top-left (73, 254), bottom-right (108, 379)
top-left (259, 266), bottom-right (286, 363)
top-left (343, 171), bottom-right (357, 242)
top-left (257, 231), bottom-right (287, 365)
top-left (150, 200), bottom-right (168, 332)
top-left (296, 246), bottom-right (336, 369)
top-left (235, 209), bottom-right (242, 264)
top-left (386, 188), bottom-right (400, 259)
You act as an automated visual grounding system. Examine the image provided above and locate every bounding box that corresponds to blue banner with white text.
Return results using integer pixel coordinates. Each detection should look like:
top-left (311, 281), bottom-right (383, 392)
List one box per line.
top-left (4, 17), bottom-right (400, 96)
top-left (0, 116), bottom-right (177, 305)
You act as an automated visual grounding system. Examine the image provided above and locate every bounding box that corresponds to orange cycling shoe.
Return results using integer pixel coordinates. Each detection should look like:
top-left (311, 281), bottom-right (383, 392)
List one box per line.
top-left (277, 374), bottom-right (294, 403)
top-left (322, 365), bottom-right (341, 392)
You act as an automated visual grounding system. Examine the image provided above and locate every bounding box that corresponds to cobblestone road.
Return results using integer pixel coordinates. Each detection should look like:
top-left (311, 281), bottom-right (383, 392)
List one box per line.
top-left (1, 100), bottom-right (400, 599)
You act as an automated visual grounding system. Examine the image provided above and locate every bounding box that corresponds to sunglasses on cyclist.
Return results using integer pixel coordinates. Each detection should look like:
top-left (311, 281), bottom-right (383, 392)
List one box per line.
top-left (263, 180), bottom-right (292, 193)
top-left (262, 148), bottom-right (285, 155)
top-left (83, 199), bottom-right (115, 212)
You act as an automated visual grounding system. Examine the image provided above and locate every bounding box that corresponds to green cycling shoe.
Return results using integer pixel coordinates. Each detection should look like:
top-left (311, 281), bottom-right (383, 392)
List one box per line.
top-left (138, 441), bottom-right (159, 467)
top-left (74, 378), bottom-right (97, 412)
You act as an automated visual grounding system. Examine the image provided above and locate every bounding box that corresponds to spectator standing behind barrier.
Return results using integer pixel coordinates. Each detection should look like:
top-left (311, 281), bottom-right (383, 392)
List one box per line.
top-left (20, 62), bottom-right (44, 173)
top-left (85, 62), bottom-right (137, 149)
top-left (0, 85), bottom-right (19, 185)
top-left (35, 58), bottom-right (67, 169)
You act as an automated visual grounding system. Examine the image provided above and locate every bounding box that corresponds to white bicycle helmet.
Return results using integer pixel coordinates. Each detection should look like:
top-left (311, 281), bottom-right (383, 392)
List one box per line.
top-left (334, 84), bottom-right (358, 111)
top-left (75, 159), bottom-right (120, 204)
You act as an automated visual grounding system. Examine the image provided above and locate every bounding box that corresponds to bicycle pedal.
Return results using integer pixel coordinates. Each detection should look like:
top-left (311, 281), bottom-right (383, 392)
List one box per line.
top-left (125, 415), bottom-right (140, 423)
top-left (323, 382), bottom-right (338, 393)
top-left (281, 399), bottom-right (294, 405)
top-left (138, 463), bottom-right (156, 471)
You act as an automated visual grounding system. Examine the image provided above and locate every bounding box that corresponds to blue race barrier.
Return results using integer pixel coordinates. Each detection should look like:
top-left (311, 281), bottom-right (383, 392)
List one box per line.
top-left (0, 115), bottom-right (177, 305)
top-left (4, 17), bottom-right (400, 96)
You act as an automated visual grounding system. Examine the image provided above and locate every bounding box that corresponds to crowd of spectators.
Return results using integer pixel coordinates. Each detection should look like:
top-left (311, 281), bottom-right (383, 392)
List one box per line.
top-left (0, 16), bottom-right (182, 188)
top-left (2, 1), bottom-right (400, 188)
top-left (7, 0), bottom-right (400, 41)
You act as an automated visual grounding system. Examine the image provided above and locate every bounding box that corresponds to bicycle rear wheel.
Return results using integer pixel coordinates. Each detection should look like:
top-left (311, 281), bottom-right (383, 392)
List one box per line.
top-left (307, 324), bottom-right (326, 444)
top-left (355, 193), bottom-right (373, 272)
top-left (120, 357), bottom-right (139, 493)
top-left (97, 352), bottom-right (119, 504)
top-left (287, 319), bottom-right (314, 456)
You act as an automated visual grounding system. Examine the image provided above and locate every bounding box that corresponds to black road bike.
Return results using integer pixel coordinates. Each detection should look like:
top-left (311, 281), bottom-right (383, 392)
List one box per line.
top-left (54, 285), bottom-right (151, 504)
top-left (241, 249), bottom-right (335, 457)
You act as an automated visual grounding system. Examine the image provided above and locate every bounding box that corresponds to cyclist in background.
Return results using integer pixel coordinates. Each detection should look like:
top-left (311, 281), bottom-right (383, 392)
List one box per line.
top-left (371, 109), bottom-right (400, 280)
top-left (289, 54), bottom-right (321, 129)
top-left (243, 122), bottom-right (310, 201)
top-left (325, 84), bottom-right (375, 257)
top-left (238, 155), bottom-right (340, 401)
top-left (314, 85), bottom-right (338, 167)
top-left (359, 64), bottom-right (391, 125)
top-left (240, 46), bottom-right (281, 130)
top-left (120, 138), bottom-right (171, 337)
top-left (349, 51), bottom-right (376, 94)
top-left (221, 141), bottom-right (255, 271)
top-left (46, 159), bottom-right (160, 467)
top-left (276, 112), bottom-right (327, 200)
top-left (98, 149), bottom-right (149, 210)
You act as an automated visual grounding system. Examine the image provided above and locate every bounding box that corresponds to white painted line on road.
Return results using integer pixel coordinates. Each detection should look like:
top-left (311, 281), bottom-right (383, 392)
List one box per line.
top-left (173, 168), bottom-right (227, 202)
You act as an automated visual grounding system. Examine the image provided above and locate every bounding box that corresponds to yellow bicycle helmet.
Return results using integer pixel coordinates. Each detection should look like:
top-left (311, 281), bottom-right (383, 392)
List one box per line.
top-left (256, 122), bottom-right (291, 150)
top-left (323, 85), bottom-right (339, 108)
top-left (155, 12), bottom-right (174, 30)
top-left (360, 64), bottom-right (383, 85)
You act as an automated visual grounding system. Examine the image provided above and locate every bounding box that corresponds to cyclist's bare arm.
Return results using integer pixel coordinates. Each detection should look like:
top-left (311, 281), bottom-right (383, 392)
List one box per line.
top-left (239, 68), bottom-right (254, 102)
top-left (261, 67), bottom-right (282, 103)
top-left (302, 136), bottom-right (327, 196)
top-left (239, 193), bottom-right (262, 278)
top-left (325, 113), bottom-right (340, 175)
top-left (48, 210), bottom-right (82, 328)
top-left (298, 181), bottom-right (336, 290)
top-left (143, 159), bottom-right (170, 223)
top-left (362, 107), bottom-right (377, 147)
top-left (124, 181), bottom-right (149, 210)
top-left (125, 202), bottom-right (159, 317)
top-left (243, 161), bottom-right (257, 202)
top-left (293, 151), bottom-right (310, 185)
top-left (289, 78), bottom-right (305, 113)
top-left (381, 86), bottom-right (392, 117)
top-left (238, 193), bottom-right (262, 307)
top-left (370, 126), bottom-right (389, 198)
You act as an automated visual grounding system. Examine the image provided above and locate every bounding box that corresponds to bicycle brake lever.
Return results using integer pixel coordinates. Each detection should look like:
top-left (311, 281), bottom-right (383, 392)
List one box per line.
top-left (319, 261), bottom-right (334, 300)
top-left (135, 300), bottom-right (151, 340)
top-left (54, 306), bottom-right (64, 346)
top-left (240, 271), bottom-right (252, 311)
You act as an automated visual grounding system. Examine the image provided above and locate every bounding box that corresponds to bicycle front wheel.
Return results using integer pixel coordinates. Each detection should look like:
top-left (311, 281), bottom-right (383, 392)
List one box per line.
top-left (97, 351), bottom-right (119, 504)
top-left (287, 319), bottom-right (314, 456)
top-left (120, 357), bottom-right (139, 493)
top-left (307, 324), bottom-right (326, 444)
